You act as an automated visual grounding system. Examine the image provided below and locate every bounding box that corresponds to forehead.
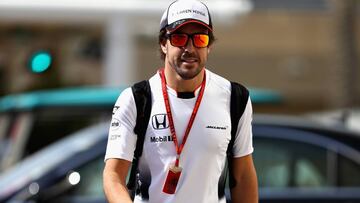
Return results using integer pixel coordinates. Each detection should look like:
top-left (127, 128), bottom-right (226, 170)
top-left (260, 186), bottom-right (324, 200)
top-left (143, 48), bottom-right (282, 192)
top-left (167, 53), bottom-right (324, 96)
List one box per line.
top-left (175, 23), bottom-right (209, 34)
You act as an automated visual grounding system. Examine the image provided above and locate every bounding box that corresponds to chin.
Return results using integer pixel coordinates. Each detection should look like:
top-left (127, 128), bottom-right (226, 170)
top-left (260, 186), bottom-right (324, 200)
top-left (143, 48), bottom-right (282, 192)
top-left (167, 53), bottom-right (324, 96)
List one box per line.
top-left (177, 67), bottom-right (203, 80)
top-left (180, 62), bottom-right (197, 68)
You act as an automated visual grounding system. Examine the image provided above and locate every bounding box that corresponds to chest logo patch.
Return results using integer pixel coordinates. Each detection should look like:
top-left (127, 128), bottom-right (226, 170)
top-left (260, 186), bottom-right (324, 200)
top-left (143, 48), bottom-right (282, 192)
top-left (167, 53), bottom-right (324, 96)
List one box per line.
top-left (152, 114), bottom-right (169, 130)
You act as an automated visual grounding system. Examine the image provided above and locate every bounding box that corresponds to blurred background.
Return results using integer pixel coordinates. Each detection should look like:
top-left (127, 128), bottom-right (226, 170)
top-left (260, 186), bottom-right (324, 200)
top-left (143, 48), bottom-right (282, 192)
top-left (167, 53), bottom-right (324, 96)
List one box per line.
top-left (0, 0), bottom-right (359, 113)
top-left (0, 0), bottom-right (360, 202)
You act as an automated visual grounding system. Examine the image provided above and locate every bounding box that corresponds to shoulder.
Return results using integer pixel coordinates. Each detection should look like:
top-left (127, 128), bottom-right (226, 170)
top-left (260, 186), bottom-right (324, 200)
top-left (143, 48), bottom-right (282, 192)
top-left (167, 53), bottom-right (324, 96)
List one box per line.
top-left (206, 69), bottom-right (231, 94)
top-left (120, 71), bottom-right (160, 102)
top-left (112, 87), bottom-right (136, 118)
top-left (115, 87), bottom-right (134, 105)
top-left (147, 71), bottom-right (163, 96)
top-left (148, 71), bottom-right (161, 88)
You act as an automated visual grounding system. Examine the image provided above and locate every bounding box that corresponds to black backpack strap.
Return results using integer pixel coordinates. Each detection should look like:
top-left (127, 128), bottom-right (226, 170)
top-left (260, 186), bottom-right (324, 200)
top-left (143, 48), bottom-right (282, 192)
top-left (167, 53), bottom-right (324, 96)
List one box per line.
top-left (127, 80), bottom-right (152, 191)
top-left (218, 82), bottom-right (249, 198)
top-left (227, 82), bottom-right (249, 188)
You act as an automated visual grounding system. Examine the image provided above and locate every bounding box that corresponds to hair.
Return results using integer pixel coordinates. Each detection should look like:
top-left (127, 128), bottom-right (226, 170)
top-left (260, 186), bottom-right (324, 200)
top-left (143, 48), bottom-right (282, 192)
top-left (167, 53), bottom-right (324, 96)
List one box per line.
top-left (158, 28), bottom-right (216, 61)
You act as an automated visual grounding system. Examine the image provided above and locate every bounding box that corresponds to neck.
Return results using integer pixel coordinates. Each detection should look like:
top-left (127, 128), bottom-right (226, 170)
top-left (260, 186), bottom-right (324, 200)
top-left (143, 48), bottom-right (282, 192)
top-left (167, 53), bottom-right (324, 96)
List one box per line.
top-left (163, 67), bottom-right (205, 92)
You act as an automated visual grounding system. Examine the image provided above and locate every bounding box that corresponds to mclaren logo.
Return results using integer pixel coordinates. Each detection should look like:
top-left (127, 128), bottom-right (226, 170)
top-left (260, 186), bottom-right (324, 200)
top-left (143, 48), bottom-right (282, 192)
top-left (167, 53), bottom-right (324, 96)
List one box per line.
top-left (152, 114), bottom-right (169, 130)
top-left (206, 125), bottom-right (228, 130)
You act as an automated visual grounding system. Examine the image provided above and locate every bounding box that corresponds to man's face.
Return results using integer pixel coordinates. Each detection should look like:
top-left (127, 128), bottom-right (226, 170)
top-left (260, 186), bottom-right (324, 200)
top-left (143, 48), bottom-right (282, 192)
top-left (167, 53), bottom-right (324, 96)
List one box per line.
top-left (161, 23), bottom-right (211, 80)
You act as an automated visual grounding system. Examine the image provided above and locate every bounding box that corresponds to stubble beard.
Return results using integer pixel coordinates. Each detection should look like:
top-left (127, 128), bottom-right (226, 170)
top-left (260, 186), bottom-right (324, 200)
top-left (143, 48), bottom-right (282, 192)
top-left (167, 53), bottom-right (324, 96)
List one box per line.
top-left (174, 64), bottom-right (203, 80)
top-left (168, 56), bottom-right (206, 80)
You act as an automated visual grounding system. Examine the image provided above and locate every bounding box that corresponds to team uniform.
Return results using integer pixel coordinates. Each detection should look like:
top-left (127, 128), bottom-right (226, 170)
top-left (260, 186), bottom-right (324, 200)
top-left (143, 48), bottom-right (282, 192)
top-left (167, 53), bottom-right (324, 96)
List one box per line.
top-left (105, 69), bottom-right (254, 203)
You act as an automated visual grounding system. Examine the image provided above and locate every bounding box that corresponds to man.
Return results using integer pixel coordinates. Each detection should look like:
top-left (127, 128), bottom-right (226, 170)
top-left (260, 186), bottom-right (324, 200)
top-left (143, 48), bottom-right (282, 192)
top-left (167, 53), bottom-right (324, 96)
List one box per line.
top-left (103, 0), bottom-right (258, 202)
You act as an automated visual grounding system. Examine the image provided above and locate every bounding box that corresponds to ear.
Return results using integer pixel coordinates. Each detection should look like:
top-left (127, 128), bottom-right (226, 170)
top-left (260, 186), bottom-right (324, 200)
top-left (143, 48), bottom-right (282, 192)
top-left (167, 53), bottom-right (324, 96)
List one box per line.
top-left (207, 45), bottom-right (212, 54)
top-left (160, 40), bottom-right (167, 55)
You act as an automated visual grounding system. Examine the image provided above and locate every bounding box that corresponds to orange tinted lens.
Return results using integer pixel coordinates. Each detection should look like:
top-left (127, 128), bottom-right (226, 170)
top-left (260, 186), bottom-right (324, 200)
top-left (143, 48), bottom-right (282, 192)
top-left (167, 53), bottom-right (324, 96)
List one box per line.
top-left (170, 34), bottom-right (188, 47)
top-left (193, 34), bottom-right (209, 48)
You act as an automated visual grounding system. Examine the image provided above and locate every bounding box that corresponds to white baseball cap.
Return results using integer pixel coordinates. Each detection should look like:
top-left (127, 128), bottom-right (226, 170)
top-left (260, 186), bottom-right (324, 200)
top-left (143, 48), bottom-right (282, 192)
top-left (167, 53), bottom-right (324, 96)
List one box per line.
top-left (160, 0), bottom-right (213, 32)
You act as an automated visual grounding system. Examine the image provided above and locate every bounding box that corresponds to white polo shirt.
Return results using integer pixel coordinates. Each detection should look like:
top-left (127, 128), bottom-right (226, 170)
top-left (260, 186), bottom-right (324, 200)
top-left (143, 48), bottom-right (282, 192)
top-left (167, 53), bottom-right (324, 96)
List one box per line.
top-left (105, 69), bottom-right (254, 203)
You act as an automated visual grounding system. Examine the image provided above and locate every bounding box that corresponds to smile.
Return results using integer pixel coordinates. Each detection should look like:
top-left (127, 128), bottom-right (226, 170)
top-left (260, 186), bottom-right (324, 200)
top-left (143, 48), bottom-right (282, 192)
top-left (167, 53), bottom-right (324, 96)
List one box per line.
top-left (181, 58), bottom-right (197, 63)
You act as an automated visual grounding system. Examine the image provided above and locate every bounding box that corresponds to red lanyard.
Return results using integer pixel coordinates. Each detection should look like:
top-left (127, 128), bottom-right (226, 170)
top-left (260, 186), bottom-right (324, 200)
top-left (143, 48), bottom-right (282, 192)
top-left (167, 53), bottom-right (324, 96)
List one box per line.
top-left (160, 69), bottom-right (206, 167)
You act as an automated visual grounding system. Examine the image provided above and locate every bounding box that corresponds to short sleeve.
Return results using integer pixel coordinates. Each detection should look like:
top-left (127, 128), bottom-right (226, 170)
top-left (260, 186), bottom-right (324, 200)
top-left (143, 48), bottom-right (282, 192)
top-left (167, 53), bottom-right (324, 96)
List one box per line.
top-left (104, 87), bottom-right (137, 162)
top-left (232, 97), bottom-right (254, 157)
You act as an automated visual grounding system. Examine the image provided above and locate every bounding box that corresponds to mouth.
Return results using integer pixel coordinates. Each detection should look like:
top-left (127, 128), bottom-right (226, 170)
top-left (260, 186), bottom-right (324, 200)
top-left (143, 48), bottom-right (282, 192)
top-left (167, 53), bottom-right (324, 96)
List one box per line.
top-left (181, 58), bottom-right (198, 64)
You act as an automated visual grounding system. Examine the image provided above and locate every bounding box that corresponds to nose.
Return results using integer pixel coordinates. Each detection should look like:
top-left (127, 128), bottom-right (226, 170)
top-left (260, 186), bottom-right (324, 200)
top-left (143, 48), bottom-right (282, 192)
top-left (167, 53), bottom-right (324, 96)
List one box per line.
top-left (184, 37), bottom-right (195, 52)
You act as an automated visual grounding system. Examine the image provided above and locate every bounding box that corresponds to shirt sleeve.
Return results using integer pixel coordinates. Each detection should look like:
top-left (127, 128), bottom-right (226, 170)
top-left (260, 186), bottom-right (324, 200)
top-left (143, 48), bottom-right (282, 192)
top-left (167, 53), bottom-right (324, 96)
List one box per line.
top-left (104, 87), bottom-right (137, 162)
top-left (232, 97), bottom-right (254, 158)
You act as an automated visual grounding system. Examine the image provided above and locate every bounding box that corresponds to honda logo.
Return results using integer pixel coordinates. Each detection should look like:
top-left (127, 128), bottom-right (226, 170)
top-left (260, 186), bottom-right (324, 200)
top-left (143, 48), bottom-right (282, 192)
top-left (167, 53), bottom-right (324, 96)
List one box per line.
top-left (152, 114), bottom-right (169, 130)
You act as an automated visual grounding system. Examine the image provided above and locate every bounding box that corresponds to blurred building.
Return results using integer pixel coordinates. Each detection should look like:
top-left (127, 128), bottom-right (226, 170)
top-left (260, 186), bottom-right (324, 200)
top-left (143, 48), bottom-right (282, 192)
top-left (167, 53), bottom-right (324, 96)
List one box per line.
top-left (0, 0), bottom-right (359, 114)
top-left (0, 24), bottom-right (103, 91)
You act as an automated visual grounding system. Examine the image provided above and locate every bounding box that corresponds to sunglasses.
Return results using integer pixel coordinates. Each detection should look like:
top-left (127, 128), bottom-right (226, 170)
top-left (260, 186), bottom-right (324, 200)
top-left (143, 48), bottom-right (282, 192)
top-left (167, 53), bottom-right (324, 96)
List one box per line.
top-left (166, 33), bottom-right (210, 48)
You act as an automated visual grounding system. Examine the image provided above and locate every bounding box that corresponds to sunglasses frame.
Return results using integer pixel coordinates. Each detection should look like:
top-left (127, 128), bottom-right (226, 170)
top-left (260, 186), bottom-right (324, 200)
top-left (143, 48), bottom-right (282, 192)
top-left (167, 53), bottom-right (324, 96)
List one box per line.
top-left (165, 33), bottom-right (210, 48)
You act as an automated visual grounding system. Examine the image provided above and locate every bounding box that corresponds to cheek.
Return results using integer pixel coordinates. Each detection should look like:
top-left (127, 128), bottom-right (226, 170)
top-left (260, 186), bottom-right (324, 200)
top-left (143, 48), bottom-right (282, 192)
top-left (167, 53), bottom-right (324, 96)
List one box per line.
top-left (200, 49), bottom-right (209, 60)
top-left (167, 47), bottom-right (182, 58)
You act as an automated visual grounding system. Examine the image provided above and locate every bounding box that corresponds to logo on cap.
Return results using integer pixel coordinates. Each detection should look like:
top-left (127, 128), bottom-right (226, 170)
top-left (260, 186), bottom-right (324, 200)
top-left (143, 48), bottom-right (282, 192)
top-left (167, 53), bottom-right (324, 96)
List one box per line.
top-left (160, 0), bottom-right (212, 31)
